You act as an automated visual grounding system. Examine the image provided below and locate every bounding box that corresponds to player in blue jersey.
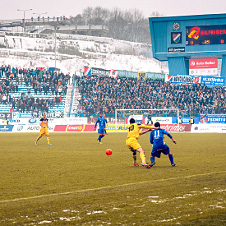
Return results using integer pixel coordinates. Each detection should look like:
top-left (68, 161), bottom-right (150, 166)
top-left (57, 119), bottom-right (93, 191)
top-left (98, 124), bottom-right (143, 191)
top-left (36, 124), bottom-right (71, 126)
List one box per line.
top-left (150, 122), bottom-right (177, 167)
top-left (94, 113), bottom-right (107, 144)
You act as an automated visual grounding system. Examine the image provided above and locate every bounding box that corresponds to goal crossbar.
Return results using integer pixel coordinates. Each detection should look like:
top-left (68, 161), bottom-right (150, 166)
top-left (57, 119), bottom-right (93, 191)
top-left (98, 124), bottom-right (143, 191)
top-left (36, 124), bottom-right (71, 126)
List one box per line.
top-left (115, 108), bottom-right (180, 132)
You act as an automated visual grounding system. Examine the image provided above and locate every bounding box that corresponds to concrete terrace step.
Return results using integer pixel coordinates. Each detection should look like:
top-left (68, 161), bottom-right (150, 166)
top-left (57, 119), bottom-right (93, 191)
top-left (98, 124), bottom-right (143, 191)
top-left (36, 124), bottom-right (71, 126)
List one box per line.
top-left (0, 77), bottom-right (71, 113)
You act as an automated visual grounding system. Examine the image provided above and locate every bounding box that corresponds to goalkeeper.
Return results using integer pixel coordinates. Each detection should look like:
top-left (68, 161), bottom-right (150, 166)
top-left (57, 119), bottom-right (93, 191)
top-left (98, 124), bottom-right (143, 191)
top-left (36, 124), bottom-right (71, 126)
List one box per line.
top-left (126, 118), bottom-right (156, 169)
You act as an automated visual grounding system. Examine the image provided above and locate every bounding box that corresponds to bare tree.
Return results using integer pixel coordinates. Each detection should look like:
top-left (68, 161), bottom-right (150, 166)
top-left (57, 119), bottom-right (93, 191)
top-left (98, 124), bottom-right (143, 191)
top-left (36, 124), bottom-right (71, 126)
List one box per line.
top-left (69, 6), bottom-right (160, 43)
top-left (70, 14), bottom-right (84, 25)
top-left (82, 7), bottom-right (94, 24)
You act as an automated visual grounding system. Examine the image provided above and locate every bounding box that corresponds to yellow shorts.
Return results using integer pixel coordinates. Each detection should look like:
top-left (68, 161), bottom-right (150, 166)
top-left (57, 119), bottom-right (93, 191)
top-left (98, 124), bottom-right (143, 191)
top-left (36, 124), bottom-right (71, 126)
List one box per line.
top-left (126, 138), bottom-right (141, 151)
top-left (40, 128), bottom-right (49, 136)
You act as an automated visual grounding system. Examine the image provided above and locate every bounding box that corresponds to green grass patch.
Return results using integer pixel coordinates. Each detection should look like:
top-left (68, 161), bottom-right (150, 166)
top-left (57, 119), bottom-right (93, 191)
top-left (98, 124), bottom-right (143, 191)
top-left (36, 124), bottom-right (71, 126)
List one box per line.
top-left (0, 132), bottom-right (225, 225)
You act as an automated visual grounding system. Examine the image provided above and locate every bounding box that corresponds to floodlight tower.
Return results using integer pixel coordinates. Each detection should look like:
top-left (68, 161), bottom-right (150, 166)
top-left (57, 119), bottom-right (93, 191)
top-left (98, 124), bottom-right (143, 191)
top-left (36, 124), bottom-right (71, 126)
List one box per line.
top-left (17, 8), bottom-right (32, 32)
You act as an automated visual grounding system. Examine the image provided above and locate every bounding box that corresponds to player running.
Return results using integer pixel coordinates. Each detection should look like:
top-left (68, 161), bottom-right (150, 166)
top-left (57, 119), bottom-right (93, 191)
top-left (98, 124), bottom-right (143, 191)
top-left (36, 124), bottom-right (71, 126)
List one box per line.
top-left (35, 113), bottom-right (52, 145)
top-left (150, 122), bottom-right (176, 167)
top-left (94, 113), bottom-right (107, 144)
top-left (126, 118), bottom-right (156, 169)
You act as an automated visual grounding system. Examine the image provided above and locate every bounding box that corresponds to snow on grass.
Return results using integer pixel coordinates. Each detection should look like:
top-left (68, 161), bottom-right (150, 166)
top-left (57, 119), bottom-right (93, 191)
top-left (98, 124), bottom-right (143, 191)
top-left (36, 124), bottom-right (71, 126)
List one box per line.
top-left (0, 33), bottom-right (167, 74)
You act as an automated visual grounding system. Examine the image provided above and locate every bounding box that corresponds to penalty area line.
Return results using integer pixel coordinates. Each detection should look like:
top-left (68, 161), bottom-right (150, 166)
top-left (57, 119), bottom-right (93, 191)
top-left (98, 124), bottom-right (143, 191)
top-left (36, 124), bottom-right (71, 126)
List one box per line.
top-left (0, 170), bottom-right (225, 204)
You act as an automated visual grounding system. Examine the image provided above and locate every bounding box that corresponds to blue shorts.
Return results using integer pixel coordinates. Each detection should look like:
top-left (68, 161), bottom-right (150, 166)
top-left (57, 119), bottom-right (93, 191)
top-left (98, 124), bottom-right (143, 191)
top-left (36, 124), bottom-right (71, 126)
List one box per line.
top-left (151, 144), bottom-right (170, 158)
top-left (98, 128), bottom-right (105, 134)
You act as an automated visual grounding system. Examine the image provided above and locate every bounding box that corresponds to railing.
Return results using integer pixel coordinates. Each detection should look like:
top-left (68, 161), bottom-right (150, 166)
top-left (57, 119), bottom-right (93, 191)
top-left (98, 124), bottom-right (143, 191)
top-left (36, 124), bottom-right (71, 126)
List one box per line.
top-left (68, 75), bottom-right (76, 117)
top-left (117, 70), bottom-right (164, 80)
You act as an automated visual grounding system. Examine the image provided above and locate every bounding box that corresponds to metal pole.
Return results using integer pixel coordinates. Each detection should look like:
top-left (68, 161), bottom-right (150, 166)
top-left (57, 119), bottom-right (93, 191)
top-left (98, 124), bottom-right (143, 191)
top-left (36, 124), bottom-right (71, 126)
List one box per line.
top-left (115, 109), bottom-right (117, 132)
top-left (17, 9), bottom-right (32, 33)
top-left (54, 26), bottom-right (57, 69)
top-left (177, 108), bottom-right (180, 133)
top-left (23, 11), bottom-right (25, 32)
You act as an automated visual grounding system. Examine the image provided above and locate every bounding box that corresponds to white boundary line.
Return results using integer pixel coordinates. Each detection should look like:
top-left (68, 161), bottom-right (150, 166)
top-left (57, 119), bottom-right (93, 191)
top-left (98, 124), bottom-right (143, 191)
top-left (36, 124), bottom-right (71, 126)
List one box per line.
top-left (0, 170), bottom-right (225, 204)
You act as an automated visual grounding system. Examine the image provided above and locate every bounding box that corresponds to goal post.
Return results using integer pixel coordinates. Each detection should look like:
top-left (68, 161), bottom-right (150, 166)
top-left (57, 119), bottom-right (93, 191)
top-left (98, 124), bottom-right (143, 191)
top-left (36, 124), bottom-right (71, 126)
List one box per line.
top-left (115, 108), bottom-right (180, 132)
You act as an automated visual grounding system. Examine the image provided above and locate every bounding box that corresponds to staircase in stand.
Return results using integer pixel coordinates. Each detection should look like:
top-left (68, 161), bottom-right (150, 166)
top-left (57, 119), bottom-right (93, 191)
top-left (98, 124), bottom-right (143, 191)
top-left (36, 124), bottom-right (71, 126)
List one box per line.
top-left (64, 84), bottom-right (73, 116)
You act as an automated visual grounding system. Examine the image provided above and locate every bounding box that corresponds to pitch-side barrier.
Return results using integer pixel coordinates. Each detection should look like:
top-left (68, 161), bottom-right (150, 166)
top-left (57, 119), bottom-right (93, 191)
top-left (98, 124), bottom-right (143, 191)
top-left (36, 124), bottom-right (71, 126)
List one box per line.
top-left (1, 124), bottom-right (226, 133)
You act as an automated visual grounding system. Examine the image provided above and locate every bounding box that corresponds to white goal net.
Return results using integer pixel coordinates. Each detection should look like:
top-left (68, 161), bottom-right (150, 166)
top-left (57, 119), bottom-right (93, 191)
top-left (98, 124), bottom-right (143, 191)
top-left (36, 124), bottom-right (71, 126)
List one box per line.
top-left (115, 108), bottom-right (180, 132)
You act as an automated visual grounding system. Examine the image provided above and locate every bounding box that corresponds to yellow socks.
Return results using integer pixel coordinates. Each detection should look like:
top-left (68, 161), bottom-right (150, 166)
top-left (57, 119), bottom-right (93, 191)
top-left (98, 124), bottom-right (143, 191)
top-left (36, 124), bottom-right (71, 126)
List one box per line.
top-left (140, 152), bottom-right (146, 164)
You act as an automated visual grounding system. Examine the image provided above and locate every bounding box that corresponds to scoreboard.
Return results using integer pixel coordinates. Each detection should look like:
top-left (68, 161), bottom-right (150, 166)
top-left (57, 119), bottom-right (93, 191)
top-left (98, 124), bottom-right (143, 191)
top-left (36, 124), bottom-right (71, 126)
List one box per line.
top-left (149, 13), bottom-right (226, 77)
top-left (186, 25), bottom-right (226, 45)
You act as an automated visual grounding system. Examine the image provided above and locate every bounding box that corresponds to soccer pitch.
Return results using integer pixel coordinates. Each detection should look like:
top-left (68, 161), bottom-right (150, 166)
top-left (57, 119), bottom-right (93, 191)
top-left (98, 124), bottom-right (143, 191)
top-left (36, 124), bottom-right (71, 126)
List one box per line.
top-left (0, 132), bottom-right (225, 225)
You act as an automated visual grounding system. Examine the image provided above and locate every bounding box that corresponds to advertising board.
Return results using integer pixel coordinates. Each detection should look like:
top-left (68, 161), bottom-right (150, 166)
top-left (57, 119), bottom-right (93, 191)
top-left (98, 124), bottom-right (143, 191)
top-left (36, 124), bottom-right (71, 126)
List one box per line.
top-left (4, 117), bottom-right (88, 126)
top-left (168, 47), bottom-right (185, 52)
top-left (200, 114), bottom-right (226, 124)
top-left (191, 124), bottom-right (226, 133)
top-left (13, 125), bottom-right (54, 132)
top-left (0, 125), bottom-right (14, 132)
top-left (0, 112), bottom-right (12, 120)
top-left (165, 74), bottom-right (224, 87)
top-left (66, 125), bottom-right (85, 132)
top-left (189, 58), bottom-right (218, 76)
top-left (172, 117), bottom-right (199, 124)
top-left (201, 76), bottom-right (225, 87)
top-left (106, 124), bottom-right (129, 132)
top-left (54, 124), bottom-right (95, 132)
top-left (152, 117), bottom-right (172, 124)
top-left (165, 74), bottom-right (200, 85)
top-left (107, 124), bottom-right (191, 132)
top-left (125, 115), bottom-right (145, 124)
top-left (157, 124), bottom-right (191, 133)
top-left (59, 117), bottom-right (88, 125)
top-left (84, 67), bottom-right (117, 78)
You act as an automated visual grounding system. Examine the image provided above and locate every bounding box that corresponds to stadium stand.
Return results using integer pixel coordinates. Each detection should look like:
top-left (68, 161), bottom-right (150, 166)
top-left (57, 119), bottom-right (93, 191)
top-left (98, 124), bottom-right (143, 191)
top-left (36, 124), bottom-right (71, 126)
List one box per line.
top-left (0, 65), bottom-right (69, 114)
top-left (0, 66), bottom-right (225, 117)
top-left (76, 75), bottom-right (226, 116)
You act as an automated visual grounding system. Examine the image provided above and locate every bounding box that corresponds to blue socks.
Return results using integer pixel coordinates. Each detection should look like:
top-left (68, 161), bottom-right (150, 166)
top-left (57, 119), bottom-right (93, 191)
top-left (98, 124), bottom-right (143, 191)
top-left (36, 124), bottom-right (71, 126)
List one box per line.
top-left (169, 154), bottom-right (174, 165)
top-left (150, 154), bottom-right (175, 165)
top-left (98, 135), bottom-right (104, 142)
top-left (150, 156), bottom-right (155, 164)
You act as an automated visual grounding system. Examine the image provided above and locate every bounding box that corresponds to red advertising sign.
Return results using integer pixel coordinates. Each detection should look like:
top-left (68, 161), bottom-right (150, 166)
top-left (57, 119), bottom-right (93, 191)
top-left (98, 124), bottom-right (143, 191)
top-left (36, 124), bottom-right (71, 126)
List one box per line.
top-left (83, 125), bottom-right (95, 131)
top-left (54, 125), bottom-right (95, 132)
top-left (66, 125), bottom-right (84, 132)
top-left (54, 125), bottom-right (67, 132)
top-left (189, 58), bottom-right (218, 69)
top-left (142, 124), bottom-right (191, 133)
top-left (160, 124), bottom-right (191, 132)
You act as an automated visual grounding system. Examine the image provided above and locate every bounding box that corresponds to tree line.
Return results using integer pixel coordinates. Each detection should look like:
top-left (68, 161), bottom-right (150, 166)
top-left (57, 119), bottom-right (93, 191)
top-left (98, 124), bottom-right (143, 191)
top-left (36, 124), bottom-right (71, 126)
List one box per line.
top-left (69, 7), bottom-right (161, 43)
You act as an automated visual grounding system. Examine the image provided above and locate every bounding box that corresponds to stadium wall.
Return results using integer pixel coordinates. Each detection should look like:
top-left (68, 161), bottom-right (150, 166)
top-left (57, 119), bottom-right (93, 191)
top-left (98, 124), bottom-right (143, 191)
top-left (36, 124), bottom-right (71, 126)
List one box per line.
top-left (1, 114), bottom-right (226, 133)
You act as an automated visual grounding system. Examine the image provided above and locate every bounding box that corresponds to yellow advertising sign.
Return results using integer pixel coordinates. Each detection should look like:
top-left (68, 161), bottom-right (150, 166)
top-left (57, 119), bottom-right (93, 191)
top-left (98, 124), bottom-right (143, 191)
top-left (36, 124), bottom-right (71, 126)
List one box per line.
top-left (137, 72), bottom-right (146, 81)
top-left (106, 124), bottom-right (129, 132)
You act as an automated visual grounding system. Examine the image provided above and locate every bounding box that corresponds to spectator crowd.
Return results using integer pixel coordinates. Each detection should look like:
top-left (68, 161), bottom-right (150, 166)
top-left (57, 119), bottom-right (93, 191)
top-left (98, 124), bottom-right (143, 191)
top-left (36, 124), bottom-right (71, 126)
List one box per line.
top-left (76, 75), bottom-right (226, 115)
top-left (0, 65), bottom-right (70, 113)
top-left (0, 65), bottom-right (225, 116)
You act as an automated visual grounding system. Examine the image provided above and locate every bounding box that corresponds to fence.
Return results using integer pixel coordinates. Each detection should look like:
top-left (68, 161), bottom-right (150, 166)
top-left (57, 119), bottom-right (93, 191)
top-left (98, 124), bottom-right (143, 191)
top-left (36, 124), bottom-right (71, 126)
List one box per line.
top-left (117, 70), bottom-right (165, 80)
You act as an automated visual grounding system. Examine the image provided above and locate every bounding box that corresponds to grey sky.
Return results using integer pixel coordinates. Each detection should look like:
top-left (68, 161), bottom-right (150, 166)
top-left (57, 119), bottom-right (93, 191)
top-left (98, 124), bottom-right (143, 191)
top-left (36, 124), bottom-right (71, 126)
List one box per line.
top-left (1, 0), bottom-right (226, 20)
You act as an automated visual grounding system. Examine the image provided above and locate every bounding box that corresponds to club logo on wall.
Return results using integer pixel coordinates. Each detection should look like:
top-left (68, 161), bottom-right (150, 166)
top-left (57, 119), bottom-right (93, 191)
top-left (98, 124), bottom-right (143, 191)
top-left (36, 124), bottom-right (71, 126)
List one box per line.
top-left (171, 32), bottom-right (182, 44)
top-left (173, 22), bottom-right (180, 30)
top-left (137, 72), bottom-right (146, 81)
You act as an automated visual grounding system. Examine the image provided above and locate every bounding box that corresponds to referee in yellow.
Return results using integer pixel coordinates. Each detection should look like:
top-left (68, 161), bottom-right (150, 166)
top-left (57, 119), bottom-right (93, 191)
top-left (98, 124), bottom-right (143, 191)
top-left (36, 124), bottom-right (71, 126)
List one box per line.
top-left (126, 118), bottom-right (156, 168)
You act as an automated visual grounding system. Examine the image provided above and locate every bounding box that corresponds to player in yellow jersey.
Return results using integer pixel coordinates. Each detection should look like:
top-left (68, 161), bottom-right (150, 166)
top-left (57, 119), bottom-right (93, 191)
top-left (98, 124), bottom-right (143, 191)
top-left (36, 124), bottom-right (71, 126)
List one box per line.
top-left (126, 118), bottom-right (156, 168)
top-left (35, 113), bottom-right (52, 145)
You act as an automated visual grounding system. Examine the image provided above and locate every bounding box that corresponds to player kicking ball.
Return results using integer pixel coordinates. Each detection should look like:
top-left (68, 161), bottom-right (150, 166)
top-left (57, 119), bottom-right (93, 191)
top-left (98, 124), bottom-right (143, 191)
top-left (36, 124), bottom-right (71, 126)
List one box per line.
top-left (94, 113), bottom-right (107, 144)
top-left (126, 118), bottom-right (156, 169)
top-left (150, 122), bottom-right (176, 167)
top-left (35, 113), bottom-right (52, 146)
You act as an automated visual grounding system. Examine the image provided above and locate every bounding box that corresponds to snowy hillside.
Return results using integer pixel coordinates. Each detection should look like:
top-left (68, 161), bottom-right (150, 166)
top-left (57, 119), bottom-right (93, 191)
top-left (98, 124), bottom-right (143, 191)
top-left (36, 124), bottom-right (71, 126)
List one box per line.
top-left (0, 32), bottom-right (168, 74)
